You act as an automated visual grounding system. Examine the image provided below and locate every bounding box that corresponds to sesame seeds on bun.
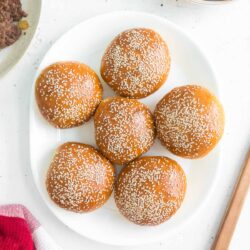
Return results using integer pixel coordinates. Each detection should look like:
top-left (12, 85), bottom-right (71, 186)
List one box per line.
top-left (46, 142), bottom-right (115, 212)
top-left (154, 85), bottom-right (225, 158)
top-left (94, 97), bottom-right (155, 165)
top-left (115, 156), bottom-right (186, 226)
top-left (35, 61), bottom-right (102, 128)
top-left (101, 28), bottom-right (171, 98)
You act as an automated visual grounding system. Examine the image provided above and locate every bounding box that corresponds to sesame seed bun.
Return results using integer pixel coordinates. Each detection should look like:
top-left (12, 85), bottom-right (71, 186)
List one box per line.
top-left (115, 156), bottom-right (186, 226)
top-left (101, 28), bottom-right (171, 98)
top-left (94, 97), bottom-right (155, 165)
top-left (35, 61), bottom-right (103, 128)
top-left (154, 85), bottom-right (225, 159)
top-left (46, 142), bottom-right (115, 213)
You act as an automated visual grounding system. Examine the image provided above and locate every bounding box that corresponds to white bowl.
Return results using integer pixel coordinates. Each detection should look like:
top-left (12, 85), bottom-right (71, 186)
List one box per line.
top-left (0, 0), bottom-right (42, 77)
top-left (30, 11), bottom-right (221, 246)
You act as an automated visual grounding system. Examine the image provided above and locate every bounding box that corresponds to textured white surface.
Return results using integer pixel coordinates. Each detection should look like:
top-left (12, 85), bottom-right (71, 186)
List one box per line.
top-left (33, 227), bottom-right (62, 250)
top-left (0, 0), bottom-right (250, 249)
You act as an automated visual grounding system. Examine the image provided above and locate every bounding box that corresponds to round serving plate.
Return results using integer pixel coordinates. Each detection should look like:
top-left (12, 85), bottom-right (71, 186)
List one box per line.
top-left (0, 0), bottom-right (42, 77)
top-left (30, 11), bottom-right (221, 245)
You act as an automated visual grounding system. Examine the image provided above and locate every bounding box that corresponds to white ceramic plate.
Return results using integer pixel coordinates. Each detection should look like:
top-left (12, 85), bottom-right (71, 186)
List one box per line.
top-left (30, 11), bottom-right (221, 245)
top-left (0, 0), bottom-right (42, 77)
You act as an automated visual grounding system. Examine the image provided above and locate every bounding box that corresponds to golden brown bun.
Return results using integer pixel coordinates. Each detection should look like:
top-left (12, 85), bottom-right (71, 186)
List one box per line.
top-left (94, 97), bottom-right (155, 165)
top-left (46, 142), bottom-right (115, 213)
top-left (101, 28), bottom-right (171, 98)
top-left (154, 85), bottom-right (225, 159)
top-left (115, 156), bottom-right (186, 226)
top-left (35, 62), bottom-right (103, 128)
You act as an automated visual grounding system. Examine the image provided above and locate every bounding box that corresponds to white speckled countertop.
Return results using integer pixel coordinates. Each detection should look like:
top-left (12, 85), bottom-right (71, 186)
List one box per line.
top-left (0, 0), bottom-right (250, 249)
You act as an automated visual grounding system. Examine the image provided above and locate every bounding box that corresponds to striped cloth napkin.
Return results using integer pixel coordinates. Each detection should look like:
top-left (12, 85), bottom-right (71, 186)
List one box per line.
top-left (0, 204), bottom-right (61, 250)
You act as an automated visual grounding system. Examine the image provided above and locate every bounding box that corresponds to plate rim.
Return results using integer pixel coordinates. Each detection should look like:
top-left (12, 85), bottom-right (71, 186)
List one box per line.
top-left (29, 10), bottom-right (222, 246)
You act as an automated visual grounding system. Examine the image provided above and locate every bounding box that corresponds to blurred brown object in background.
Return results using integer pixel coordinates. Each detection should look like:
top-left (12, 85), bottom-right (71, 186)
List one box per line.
top-left (0, 0), bottom-right (27, 49)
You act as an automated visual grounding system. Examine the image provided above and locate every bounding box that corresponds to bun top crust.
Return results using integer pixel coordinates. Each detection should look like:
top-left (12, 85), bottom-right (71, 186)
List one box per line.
top-left (46, 142), bottom-right (115, 212)
top-left (115, 156), bottom-right (186, 226)
top-left (101, 28), bottom-right (170, 98)
top-left (94, 97), bottom-right (155, 165)
top-left (35, 61), bottom-right (102, 128)
top-left (154, 85), bottom-right (225, 158)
